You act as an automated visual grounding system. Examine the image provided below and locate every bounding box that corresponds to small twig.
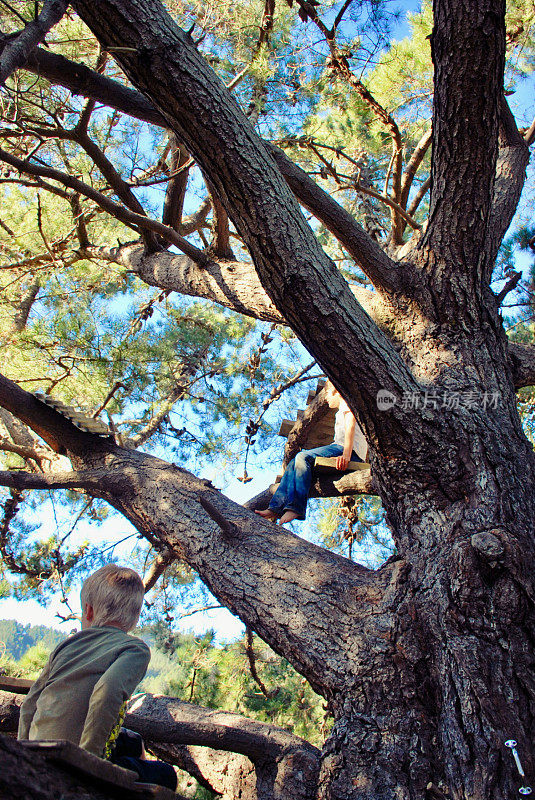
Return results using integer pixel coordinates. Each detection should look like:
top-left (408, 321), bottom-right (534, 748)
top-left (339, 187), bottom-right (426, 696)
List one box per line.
top-left (245, 627), bottom-right (279, 699)
top-left (92, 381), bottom-right (125, 418)
top-left (179, 603), bottom-right (223, 619)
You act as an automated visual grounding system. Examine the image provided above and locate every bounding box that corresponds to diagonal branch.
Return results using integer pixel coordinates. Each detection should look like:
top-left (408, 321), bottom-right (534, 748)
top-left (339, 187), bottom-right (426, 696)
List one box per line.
top-left (143, 549), bottom-right (175, 591)
top-left (0, 371), bottom-right (395, 691)
top-left (267, 144), bottom-right (405, 293)
top-left (0, 371), bottom-right (113, 455)
top-left (0, 146), bottom-right (207, 264)
top-left (0, 39), bottom-right (167, 126)
top-left (399, 128), bottom-right (432, 213)
top-left (129, 383), bottom-right (187, 447)
top-left (0, 0), bottom-right (69, 86)
top-left (407, 176), bottom-right (431, 217)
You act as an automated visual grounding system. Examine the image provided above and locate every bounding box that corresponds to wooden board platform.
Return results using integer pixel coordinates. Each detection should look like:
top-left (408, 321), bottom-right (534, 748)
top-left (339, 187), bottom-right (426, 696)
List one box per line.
top-left (0, 676), bottom-right (33, 694)
top-left (314, 457), bottom-right (370, 473)
top-left (19, 740), bottom-right (182, 799)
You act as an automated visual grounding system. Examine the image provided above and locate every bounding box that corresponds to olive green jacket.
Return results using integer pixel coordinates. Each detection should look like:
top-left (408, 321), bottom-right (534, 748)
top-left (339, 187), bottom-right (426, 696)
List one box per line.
top-left (17, 626), bottom-right (150, 756)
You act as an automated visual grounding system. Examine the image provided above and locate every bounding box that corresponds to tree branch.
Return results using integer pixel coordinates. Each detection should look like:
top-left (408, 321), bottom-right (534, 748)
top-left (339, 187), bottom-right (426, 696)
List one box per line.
top-left (422, 0), bottom-right (505, 275)
top-left (0, 436), bottom-right (45, 464)
top-left (0, 145), bottom-right (206, 263)
top-left (495, 270), bottom-right (522, 306)
top-left (206, 179), bottom-right (234, 258)
top-left (129, 383), bottom-right (186, 447)
top-left (0, 372), bottom-right (396, 691)
top-left (267, 144), bottom-right (406, 294)
top-left (0, 468), bottom-right (107, 491)
top-left (523, 116), bottom-right (535, 147)
top-left (0, 371), bottom-right (113, 455)
top-left (0, 0), bottom-right (69, 86)
top-left (0, 690), bottom-right (318, 800)
top-left (484, 97), bottom-right (531, 279)
top-left (85, 242), bottom-right (384, 329)
top-left (143, 549), bottom-right (175, 591)
top-left (9, 44), bottom-right (409, 295)
top-left (407, 176), bottom-right (431, 217)
top-left (161, 136), bottom-right (189, 232)
top-left (508, 342), bottom-right (535, 389)
top-left (125, 692), bottom-right (320, 764)
top-left (399, 128), bottom-right (432, 219)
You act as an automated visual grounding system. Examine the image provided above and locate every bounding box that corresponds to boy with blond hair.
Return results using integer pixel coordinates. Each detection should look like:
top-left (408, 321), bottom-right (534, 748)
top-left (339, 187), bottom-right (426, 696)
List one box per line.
top-left (18, 564), bottom-right (176, 790)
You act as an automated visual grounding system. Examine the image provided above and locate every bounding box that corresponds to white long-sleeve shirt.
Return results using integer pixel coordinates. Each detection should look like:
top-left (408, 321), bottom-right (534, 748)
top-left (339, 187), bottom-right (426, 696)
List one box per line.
top-left (333, 399), bottom-right (368, 460)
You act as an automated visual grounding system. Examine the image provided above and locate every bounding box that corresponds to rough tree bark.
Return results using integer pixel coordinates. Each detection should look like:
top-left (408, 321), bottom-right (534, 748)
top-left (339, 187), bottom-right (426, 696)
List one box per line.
top-left (0, 0), bottom-right (534, 798)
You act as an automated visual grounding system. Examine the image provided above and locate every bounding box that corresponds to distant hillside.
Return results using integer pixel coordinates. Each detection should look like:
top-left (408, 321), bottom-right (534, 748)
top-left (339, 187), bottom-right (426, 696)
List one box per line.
top-left (0, 619), bottom-right (67, 660)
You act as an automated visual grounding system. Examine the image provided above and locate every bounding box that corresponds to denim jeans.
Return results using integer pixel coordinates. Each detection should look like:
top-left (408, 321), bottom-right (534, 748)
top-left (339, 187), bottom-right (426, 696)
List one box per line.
top-left (111, 728), bottom-right (177, 791)
top-left (268, 443), bottom-right (359, 520)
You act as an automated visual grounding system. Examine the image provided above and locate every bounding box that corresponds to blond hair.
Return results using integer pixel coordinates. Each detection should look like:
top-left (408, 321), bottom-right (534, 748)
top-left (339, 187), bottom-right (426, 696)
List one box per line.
top-left (81, 564), bottom-right (144, 631)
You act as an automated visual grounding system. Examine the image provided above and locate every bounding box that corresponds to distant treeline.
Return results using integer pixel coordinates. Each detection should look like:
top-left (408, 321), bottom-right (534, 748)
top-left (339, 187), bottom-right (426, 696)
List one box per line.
top-left (0, 619), bottom-right (66, 661)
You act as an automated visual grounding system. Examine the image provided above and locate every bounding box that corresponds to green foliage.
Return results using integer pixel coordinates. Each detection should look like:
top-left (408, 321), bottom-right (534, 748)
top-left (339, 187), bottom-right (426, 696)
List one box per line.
top-left (139, 622), bottom-right (330, 745)
top-left (315, 495), bottom-right (394, 565)
top-left (0, 648), bottom-right (20, 678)
top-left (17, 642), bottom-right (51, 677)
top-left (0, 619), bottom-right (65, 660)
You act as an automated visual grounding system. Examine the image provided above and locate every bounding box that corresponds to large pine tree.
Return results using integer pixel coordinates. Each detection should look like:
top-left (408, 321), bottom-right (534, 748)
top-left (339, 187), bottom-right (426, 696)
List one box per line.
top-left (0, 0), bottom-right (534, 797)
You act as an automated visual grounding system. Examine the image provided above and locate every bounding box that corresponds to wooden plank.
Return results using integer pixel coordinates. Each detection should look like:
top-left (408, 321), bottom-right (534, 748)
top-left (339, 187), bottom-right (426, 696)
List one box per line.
top-left (314, 457), bottom-right (370, 473)
top-left (20, 740), bottom-right (138, 790)
top-left (0, 677), bottom-right (33, 694)
top-left (278, 420), bottom-right (295, 438)
top-left (19, 740), bottom-right (184, 799)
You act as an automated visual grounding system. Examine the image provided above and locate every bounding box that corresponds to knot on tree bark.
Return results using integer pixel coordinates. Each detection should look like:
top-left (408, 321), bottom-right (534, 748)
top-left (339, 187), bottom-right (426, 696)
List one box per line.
top-left (470, 529), bottom-right (505, 568)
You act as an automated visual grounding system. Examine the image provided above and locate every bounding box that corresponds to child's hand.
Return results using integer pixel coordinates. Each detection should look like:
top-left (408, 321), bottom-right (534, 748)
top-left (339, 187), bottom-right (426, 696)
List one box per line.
top-left (336, 454), bottom-right (350, 470)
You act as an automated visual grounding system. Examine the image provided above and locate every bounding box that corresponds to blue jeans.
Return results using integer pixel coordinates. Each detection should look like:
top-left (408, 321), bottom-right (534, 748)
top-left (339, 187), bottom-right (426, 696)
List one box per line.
top-left (111, 728), bottom-right (177, 791)
top-left (268, 443), bottom-right (359, 521)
